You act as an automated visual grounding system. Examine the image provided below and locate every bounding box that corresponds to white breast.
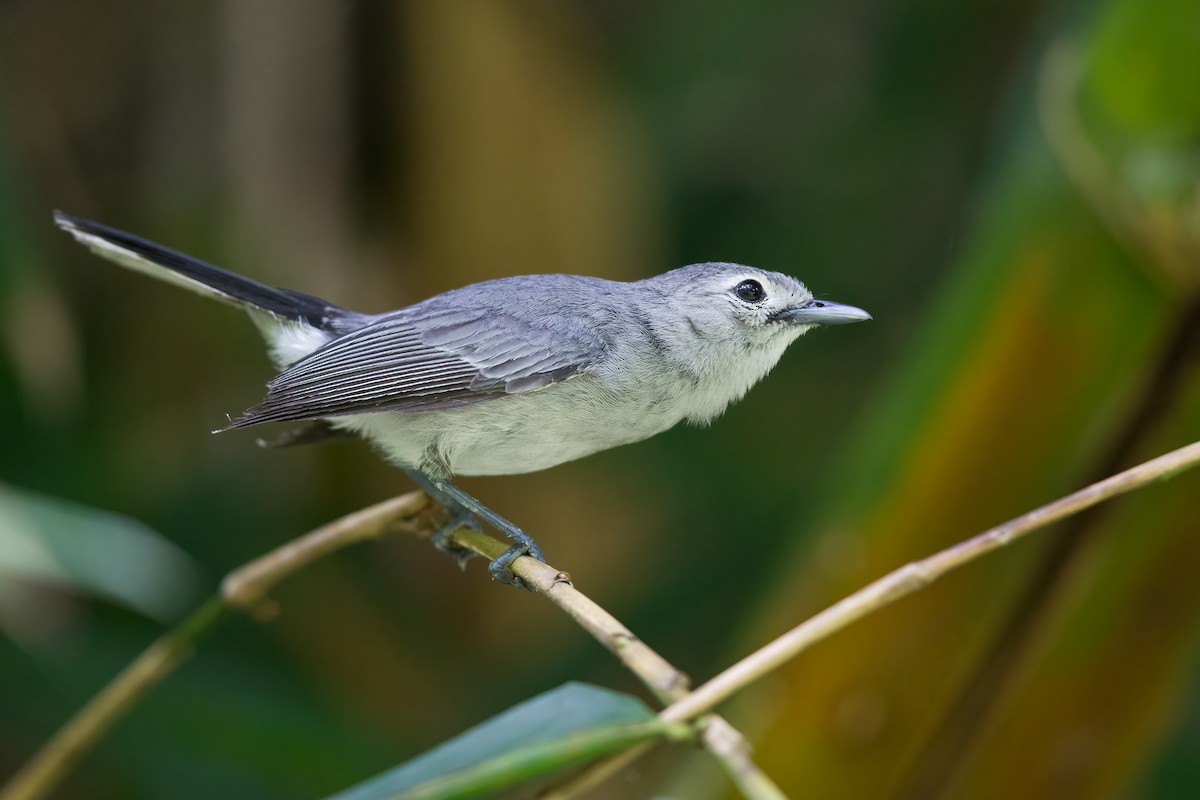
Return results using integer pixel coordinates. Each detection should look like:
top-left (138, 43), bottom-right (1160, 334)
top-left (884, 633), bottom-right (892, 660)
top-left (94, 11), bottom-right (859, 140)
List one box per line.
top-left (332, 370), bottom-right (690, 476)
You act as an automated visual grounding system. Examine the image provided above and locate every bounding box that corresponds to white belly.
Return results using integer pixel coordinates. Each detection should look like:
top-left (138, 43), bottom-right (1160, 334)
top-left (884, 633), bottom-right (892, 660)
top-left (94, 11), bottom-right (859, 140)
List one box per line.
top-left (331, 373), bottom-right (685, 477)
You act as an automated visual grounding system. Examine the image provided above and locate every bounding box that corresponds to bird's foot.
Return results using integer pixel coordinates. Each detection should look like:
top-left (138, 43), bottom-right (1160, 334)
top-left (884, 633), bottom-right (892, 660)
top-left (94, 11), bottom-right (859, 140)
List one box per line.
top-left (429, 509), bottom-right (481, 571)
top-left (487, 539), bottom-right (546, 591)
top-left (426, 477), bottom-right (548, 591)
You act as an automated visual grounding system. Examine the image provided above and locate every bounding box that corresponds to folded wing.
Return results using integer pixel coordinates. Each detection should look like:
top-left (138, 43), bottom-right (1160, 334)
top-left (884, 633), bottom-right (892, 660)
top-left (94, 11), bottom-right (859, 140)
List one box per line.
top-left (223, 304), bottom-right (605, 428)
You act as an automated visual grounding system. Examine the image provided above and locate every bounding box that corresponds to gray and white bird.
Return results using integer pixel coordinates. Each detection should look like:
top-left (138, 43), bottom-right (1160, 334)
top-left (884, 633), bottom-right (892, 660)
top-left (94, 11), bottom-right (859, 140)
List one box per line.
top-left (54, 211), bottom-right (870, 586)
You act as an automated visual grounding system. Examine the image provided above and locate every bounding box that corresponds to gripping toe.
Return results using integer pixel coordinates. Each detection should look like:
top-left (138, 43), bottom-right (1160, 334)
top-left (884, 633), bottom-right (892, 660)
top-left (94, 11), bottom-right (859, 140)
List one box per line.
top-left (430, 513), bottom-right (481, 571)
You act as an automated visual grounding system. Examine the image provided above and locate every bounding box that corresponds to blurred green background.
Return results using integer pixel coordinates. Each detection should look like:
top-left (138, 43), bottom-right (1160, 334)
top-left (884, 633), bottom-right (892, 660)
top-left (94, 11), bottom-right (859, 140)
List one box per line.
top-left (2, 1), bottom-right (1199, 798)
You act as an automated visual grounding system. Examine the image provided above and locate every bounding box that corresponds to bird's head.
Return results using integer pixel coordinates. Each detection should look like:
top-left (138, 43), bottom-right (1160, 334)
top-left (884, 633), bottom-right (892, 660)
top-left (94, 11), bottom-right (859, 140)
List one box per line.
top-left (631, 263), bottom-right (870, 423)
top-left (646, 262), bottom-right (870, 347)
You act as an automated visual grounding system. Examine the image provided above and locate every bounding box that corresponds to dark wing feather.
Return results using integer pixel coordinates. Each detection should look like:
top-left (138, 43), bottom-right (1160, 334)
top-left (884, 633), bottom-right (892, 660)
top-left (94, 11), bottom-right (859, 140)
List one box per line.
top-left (224, 304), bottom-right (605, 428)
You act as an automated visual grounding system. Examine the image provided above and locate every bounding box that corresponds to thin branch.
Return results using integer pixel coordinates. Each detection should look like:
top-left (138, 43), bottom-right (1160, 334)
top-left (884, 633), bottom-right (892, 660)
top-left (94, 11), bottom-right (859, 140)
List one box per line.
top-left (22, 437), bottom-right (1195, 800)
top-left (659, 439), bottom-right (1200, 725)
top-left (564, 439), bottom-right (1200, 792)
top-left (222, 493), bottom-right (433, 609)
top-left (0, 598), bottom-right (227, 800)
top-left (0, 492), bottom-right (431, 800)
top-left (544, 707), bottom-right (790, 800)
top-left (448, 526), bottom-right (690, 702)
top-left (701, 718), bottom-right (789, 800)
top-left (3, 488), bottom-right (782, 800)
top-left (443, 527), bottom-right (785, 799)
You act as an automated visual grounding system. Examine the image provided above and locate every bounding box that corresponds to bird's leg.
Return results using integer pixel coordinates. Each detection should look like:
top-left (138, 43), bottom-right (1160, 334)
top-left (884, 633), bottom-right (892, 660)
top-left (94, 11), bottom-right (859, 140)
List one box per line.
top-left (433, 480), bottom-right (546, 588)
top-left (405, 470), bottom-right (545, 589)
top-left (403, 469), bottom-right (479, 571)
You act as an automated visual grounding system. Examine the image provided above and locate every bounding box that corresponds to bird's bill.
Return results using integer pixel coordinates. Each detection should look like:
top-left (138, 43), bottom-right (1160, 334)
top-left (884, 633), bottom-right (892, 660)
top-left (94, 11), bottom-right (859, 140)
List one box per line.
top-left (775, 299), bottom-right (872, 326)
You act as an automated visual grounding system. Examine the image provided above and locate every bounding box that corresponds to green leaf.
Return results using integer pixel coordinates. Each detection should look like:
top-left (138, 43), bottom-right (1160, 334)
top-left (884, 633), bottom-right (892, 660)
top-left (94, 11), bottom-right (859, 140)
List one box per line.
top-left (0, 483), bottom-right (201, 624)
top-left (325, 682), bottom-right (684, 800)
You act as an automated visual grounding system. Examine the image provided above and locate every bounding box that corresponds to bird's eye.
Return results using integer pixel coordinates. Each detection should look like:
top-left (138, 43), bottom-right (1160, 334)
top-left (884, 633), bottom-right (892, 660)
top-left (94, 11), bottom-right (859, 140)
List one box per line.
top-left (734, 279), bottom-right (766, 303)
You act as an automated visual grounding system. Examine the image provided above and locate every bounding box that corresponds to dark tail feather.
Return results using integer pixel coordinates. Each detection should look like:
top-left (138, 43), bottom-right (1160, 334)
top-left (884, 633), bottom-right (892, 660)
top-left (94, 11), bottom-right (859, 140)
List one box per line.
top-left (54, 211), bottom-right (350, 331)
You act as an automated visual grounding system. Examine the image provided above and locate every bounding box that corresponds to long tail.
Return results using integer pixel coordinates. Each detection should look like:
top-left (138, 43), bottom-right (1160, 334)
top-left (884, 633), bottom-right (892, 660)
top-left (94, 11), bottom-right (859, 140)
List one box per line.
top-left (53, 211), bottom-right (354, 332)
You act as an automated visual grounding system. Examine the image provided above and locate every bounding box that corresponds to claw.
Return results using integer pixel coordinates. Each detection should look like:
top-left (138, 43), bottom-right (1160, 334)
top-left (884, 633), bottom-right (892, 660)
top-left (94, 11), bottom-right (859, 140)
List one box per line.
top-left (487, 544), bottom-right (544, 591)
top-left (430, 511), bottom-right (480, 571)
top-left (405, 469), bottom-right (550, 591)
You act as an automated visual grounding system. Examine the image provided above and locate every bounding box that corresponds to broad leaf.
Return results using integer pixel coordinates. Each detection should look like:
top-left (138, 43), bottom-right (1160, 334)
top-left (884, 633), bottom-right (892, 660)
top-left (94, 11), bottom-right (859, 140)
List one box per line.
top-left (0, 483), bottom-right (200, 625)
top-left (326, 682), bottom-right (682, 800)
